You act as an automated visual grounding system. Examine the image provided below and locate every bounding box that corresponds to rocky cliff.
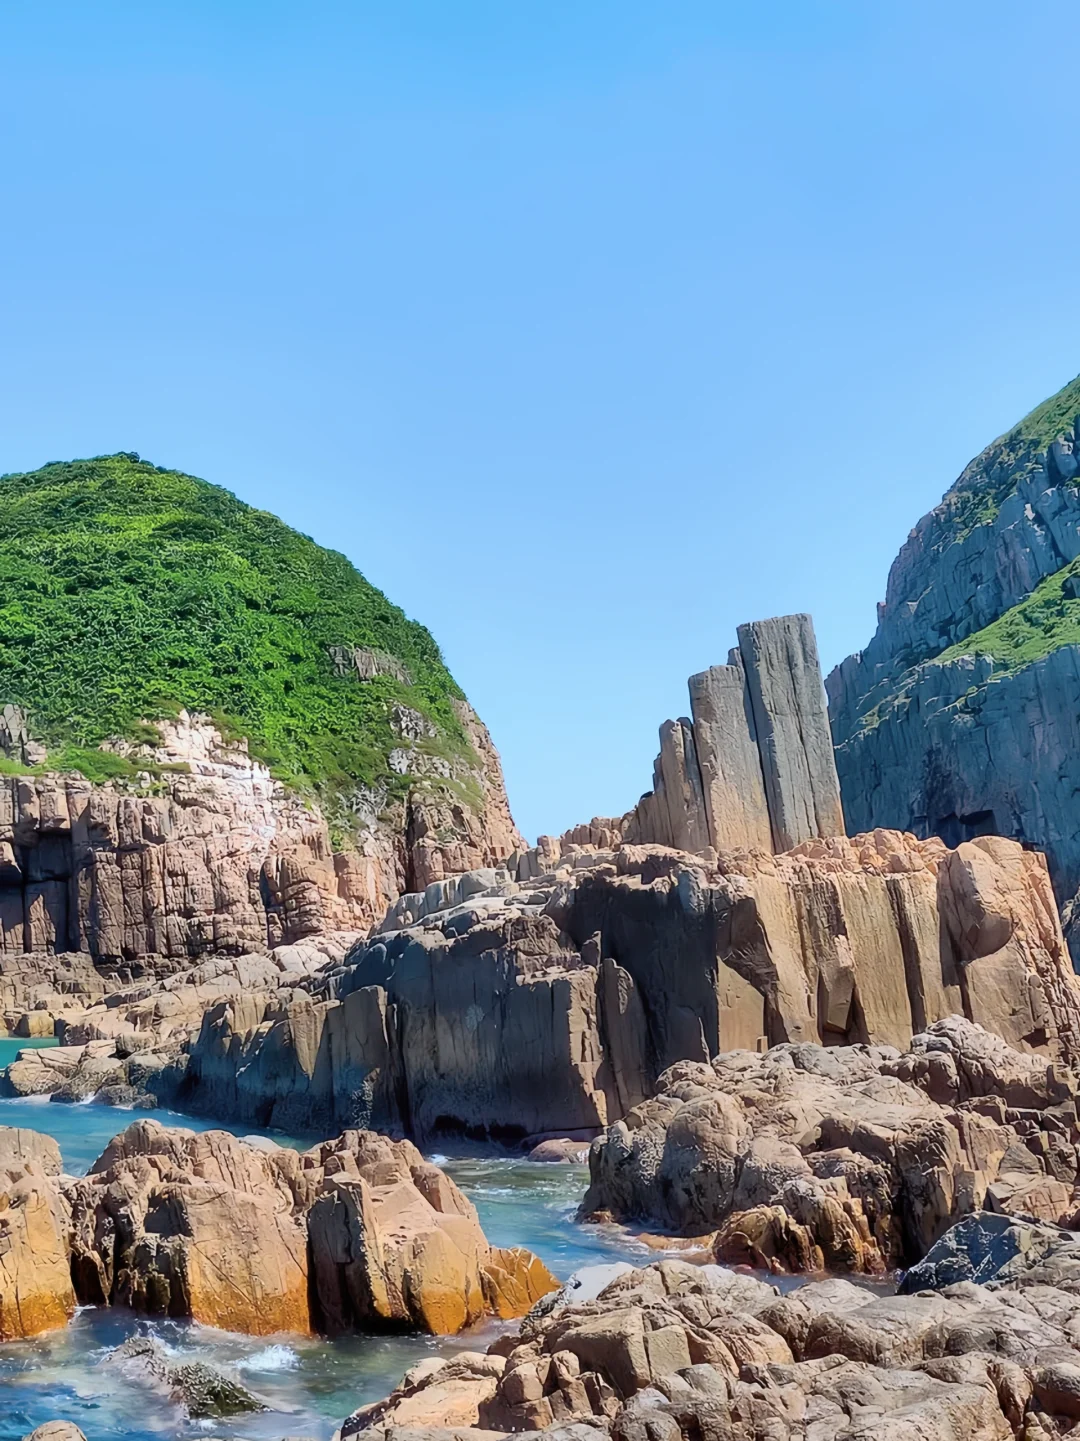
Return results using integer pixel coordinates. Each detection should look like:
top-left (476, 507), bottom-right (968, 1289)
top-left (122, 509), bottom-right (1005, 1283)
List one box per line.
top-left (826, 375), bottom-right (1080, 950)
top-left (0, 455), bottom-right (521, 958)
top-left (34, 824), bottom-right (1076, 1144)
top-left (11, 603), bottom-right (1078, 1151)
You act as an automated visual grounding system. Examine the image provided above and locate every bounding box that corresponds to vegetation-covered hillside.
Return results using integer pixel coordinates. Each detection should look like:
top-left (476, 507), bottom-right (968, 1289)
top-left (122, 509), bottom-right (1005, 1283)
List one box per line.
top-left (0, 453), bottom-right (473, 820)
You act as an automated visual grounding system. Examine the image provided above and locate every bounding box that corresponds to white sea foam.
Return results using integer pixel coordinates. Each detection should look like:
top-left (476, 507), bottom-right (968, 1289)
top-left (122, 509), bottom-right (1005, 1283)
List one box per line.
top-left (237, 1344), bottom-right (300, 1373)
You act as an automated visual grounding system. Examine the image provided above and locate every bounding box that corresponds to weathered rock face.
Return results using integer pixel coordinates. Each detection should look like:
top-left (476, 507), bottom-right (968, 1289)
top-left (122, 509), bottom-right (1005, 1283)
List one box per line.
top-left (341, 1253), bottom-right (1080, 1439)
top-left (66, 1120), bottom-right (312, 1334)
top-left (0, 708), bottom-right (519, 969)
top-left (737, 616), bottom-right (845, 851)
top-left (583, 1016), bottom-right (1080, 1275)
top-left (0, 1127), bottom-right (74, 1340)
top-left (624, 614), bottom-right (843, 857)
top-left (64, 1119), bottom-right (555, 1337)
top-left (153, 827), bottom-right (1080, 1143)
top-left (826, 376), bottom-right (1080, 956)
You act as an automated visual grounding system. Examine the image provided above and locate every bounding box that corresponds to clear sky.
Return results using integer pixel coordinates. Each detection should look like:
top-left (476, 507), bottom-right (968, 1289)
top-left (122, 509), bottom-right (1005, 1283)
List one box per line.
top-left (2, 2), bottom-right (1079, 841)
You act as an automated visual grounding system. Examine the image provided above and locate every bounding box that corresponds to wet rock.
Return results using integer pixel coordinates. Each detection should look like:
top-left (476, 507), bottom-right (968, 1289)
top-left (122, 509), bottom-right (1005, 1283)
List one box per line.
top-left (527, 1139), bottom-right (591, 1164)
top-left (102, 1336), bottom-right (265, 1418)
top-left (21, 1426), bottom-right (87, 1441)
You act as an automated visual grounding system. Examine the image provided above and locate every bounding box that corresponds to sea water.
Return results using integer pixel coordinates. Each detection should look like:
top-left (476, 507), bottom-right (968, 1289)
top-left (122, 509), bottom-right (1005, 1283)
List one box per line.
top-left (0, 1050), bottom-right (650, 1441)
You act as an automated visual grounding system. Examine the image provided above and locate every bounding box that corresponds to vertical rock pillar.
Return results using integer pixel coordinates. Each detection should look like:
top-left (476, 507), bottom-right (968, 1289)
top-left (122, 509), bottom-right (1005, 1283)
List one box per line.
top-left (656, 718), bottom-right (710, 854)
top-left (737, 614), bottom-right (845, 851)
top-left (688, 657), bottom-right (772, 853)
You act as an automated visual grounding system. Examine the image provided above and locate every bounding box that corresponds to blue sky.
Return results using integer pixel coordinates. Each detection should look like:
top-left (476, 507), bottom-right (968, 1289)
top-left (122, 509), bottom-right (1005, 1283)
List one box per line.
top-left (2, 1), bottom-right (1079, 841)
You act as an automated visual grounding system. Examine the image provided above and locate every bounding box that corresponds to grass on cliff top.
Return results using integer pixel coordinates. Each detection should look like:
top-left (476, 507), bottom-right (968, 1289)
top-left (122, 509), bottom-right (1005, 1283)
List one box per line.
top-left (944, 373), bottom-right (1080, 541)
top-left (0, 453), bottom-right (474, 823)
top-left (936, 559), bottom-right (1080, 669)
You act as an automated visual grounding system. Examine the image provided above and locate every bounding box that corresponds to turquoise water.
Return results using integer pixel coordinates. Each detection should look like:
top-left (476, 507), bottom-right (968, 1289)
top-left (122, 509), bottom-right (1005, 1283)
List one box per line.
top-left (0, 1052), bottom-right (646, 1441)
top-left (0, 1037), bottom-right (58, 1063)
top-left (0, 1091), bottom-right (315, 1175)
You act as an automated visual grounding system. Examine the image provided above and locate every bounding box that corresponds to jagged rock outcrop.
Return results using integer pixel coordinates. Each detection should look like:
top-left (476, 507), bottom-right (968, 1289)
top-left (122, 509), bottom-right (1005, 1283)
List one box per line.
top-left (101, 1336), bottom-right (266, 1419)
top-left (582, 1017), bottom-right (1080, 1275)
top-left (624, 614), bottom-right (843, 857)
top-left (64, 1119), bottom-right (556, 1336)
top-left (70, 827), bottom-right (1072, 1143)
top-left (340, 1253), bottom-right (1080, 1439)
top-left (826, 374), bottom-right (1080, 956)
top-left (0, 1127), bottom-right (74, 1340)
top-left (0, 709), bottom-right (519, 973)
top-left (897, 1212), bottom-right (1080, 1294)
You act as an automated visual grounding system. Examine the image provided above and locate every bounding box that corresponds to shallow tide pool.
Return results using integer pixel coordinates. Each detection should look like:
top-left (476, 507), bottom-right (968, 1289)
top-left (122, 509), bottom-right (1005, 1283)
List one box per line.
top-left (0, 1053), bottom-right (650, 1441)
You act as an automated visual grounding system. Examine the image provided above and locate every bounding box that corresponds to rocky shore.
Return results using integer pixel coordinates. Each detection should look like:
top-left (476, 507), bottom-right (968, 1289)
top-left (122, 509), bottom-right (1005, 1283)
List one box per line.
top-left (0, 1117), bottom-right (556, 1342)
top-left (6, 609), bottom-right (1080, 1440)
top-left (339, 1233), bottom-right (1080, 1440)
top-left (582, 1015), bottom-right (1080, 1275)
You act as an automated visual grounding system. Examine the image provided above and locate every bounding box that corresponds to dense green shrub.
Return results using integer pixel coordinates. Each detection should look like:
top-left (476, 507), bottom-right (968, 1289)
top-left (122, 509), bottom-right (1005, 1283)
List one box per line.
top-left (0, 453), bottom-right (472, 827)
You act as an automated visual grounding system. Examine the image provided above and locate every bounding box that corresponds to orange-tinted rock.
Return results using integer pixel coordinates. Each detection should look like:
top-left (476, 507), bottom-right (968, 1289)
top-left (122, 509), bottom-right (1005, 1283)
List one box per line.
top-left (481, 1247), bottom-right (560, 1320)
top-left (68, 1120), bottom-right (553, 1339)
top-left (0, 1128), bottom-right (74, 1340)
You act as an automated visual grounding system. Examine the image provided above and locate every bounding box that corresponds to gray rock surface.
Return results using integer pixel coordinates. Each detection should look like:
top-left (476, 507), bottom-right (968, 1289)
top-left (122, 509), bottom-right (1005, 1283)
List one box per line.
top-left (687, 658), bottom-right (773, 854)
top-left (737, 615), bottom-right (845, 851)
top-left (898, 1212), bottom-right (1079, 1294)
top-left (826, 377), bottom-right (1080, 956)
top-left (625, 614), bottom-right (843, 856)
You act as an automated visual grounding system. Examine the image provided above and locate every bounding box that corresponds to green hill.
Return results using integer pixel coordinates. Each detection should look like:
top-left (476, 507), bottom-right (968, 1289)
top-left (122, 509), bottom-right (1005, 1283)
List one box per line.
top-left (0, 453), bottom-right (474, 834)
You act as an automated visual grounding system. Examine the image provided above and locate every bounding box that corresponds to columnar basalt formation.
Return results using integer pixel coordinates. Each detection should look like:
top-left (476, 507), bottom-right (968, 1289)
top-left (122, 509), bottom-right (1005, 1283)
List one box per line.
top-left (687, 658), bottom-right (773, 854)
top-left (826, 375), bottom-right (1080, 955)
top-left (69, 827), bottom-right (1071, 1144)
top-left (624, 614), bottom-right (843, 857)
top-left (737, 616), bottom-right (845, 851)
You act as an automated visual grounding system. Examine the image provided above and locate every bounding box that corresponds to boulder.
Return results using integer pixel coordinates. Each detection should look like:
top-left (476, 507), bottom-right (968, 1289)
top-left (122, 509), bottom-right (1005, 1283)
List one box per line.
top-left (583, 1017), bottom-right (1080, 1275)
top-left (66, 1119), bottom-right (556, 1338)
top-left (101, 1336), bottom-right (266, 1418)
top-left (342, 1260), bottom-right (1058, 1438)
top-left (0, 1125), bottom-right (74, 1340)
top-left (67, 1121), bottom-right (311, 1335)
top-left (527, 1139), bottom-right (591, 1164)
top-left (899, 1212), bottom-right (1080, 1293)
